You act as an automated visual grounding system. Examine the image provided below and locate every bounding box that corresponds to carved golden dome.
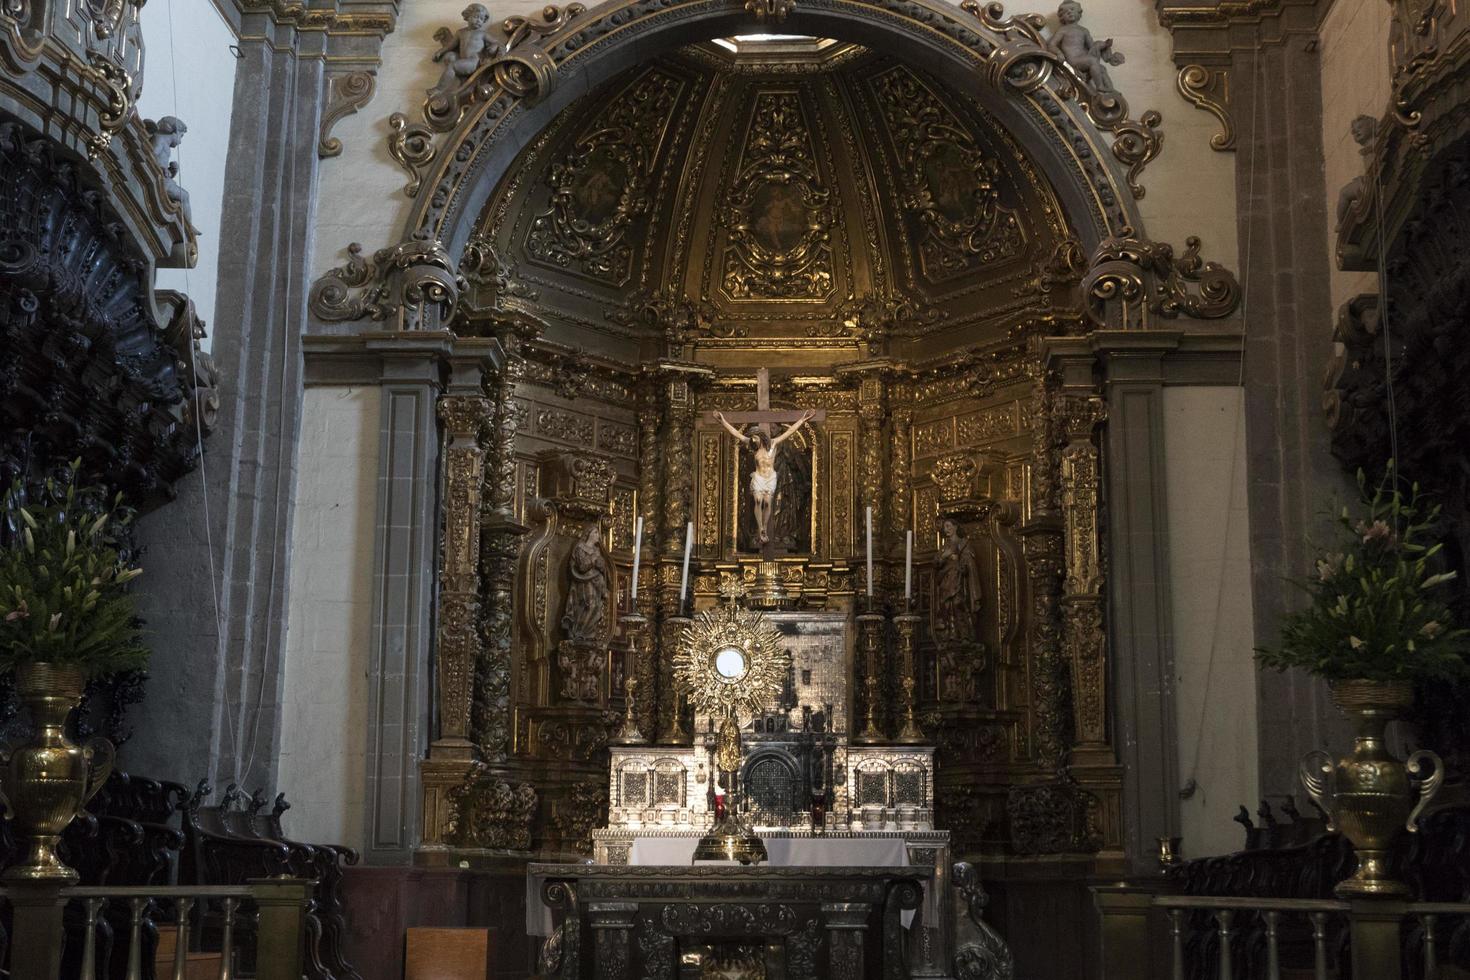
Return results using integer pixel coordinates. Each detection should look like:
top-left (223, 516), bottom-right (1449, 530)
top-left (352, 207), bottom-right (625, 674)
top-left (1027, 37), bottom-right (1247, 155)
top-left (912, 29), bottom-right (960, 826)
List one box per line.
top-left (471, 40), bottom-right (1075, 366)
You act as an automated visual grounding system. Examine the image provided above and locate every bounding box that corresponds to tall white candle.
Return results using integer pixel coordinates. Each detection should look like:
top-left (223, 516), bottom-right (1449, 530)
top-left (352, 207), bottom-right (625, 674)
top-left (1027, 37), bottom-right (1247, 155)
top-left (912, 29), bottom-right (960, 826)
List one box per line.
top-left (904, 529), bottom-right (913, 601)
top-left (865, 506), bottom-right (873, 598)
top-left (680, 521), bottom-right (694, 604)
top-left (631, 515), bottom-right (644, 602)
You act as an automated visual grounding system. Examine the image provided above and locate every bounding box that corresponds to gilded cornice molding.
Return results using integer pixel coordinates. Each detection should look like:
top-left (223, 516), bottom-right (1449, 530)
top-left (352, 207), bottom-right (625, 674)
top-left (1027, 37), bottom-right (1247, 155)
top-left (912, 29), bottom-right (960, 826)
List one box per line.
top-left (234, 0), bottom-right (398, 36)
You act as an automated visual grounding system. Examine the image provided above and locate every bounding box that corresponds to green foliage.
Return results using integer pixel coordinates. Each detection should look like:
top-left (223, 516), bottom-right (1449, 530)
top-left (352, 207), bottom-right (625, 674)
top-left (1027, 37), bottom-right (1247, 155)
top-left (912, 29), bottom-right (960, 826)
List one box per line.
top-left (0, 462), bottom-right (148, 675)
top-left (1256, 464), bottom-right (1470, 683)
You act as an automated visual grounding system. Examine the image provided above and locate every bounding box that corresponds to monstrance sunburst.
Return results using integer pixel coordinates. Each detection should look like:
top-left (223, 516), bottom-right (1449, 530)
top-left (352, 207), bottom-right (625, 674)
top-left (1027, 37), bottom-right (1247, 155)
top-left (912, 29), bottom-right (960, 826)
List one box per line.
top-left (672, 578), bottom-right (789, 862)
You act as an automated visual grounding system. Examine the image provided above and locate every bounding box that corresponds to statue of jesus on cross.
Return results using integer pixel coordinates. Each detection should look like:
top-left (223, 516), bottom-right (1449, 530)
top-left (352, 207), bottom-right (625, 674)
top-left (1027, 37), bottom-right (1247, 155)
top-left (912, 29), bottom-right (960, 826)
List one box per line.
top-left (708, 368), bottom-right (824, 555)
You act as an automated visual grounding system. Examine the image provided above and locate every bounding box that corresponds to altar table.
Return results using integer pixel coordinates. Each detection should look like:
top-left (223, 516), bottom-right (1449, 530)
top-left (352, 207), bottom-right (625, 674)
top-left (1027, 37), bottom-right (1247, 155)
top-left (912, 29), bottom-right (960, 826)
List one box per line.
top-left (531, 863), bottom-right (924, 980)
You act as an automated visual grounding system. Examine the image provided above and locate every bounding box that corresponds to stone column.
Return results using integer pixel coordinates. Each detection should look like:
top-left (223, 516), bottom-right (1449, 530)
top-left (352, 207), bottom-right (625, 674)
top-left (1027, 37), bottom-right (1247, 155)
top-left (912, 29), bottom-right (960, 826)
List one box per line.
top-left (1229, 24), bottom-right (1353, 800)
top-left (125, 2), bottom-right (397, 793)
top-left (363, 337), bottom-right (446, 863)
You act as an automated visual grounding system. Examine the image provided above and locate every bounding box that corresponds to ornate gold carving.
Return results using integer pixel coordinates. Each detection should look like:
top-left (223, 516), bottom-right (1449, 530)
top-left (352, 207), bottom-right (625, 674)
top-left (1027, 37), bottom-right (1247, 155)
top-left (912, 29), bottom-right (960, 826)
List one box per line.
top-left (439, 394), bottom-right (490, 757)
top-left (309, 233), bottom-right (465, 330)
top-left (961, 0), bottom-right (1162, 198)
top-left (746, 0), bottom-right (795, 22)
top-left (1175, 65), bottom-right (1235, 152)
top-left (239, 0), bottom-right (395, 33)
top-left (536, 407), bottom-right (596, 447)
top-left (611, 485), bottom-right (637, 553)
top-left (526, 69), bottom-right (681, 284)
top-left (461, 234), bottom-right (541, 312)
top-left (914, 418), bottom-right (956, 459)
top-left (596, 421), bottom-right (636, 458)
top-left (1082, 234), bottom-right (1241, 329)
top-left (830, 432), bottom-right (854, 557)
top-left (698, 431), bottom-right (722, 553)
top-left (721, 91), bottom-right (835, 299)
top-left (889, 410), bottom-right (913, 549)
top-left (915, 484), bottom-right (939, 546)
top-left (932, 453), bottom-right (981, 505)
top-left (662, 378), bottom-right (695, 553)
top-left (445, 764), bottom-right (538, 849)
top-left (319, 71), bottom-right (376, 159)
top-left (1055, 393), bottom-right (1108, 754)
top-left (870, 67), bottom-right (1025, 280)
top-left (957, 403), bottom-right (1020, 445)
top-left (810, 292), bottom-right (943, 353)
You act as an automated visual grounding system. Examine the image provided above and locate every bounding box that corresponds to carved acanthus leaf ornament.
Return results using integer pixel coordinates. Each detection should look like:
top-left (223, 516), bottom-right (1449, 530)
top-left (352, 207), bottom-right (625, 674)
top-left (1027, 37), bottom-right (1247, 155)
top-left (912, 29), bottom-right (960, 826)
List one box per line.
top-left (1081, 234), bottom-right (1240, 328)
top-left (309, 232), bottom-right (465, 330)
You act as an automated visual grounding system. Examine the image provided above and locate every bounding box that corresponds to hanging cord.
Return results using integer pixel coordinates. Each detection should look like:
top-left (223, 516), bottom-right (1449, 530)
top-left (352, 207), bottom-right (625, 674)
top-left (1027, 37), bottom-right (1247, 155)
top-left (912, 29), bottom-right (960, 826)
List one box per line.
top-left (164, 0), bottom-right (244, 787)
top-left (240, 43), bottom-right (301, 786)
top-left (1178, 52), bottom-right (1260, 801)
top-left (1369, 125), bottom-right (1402, 490)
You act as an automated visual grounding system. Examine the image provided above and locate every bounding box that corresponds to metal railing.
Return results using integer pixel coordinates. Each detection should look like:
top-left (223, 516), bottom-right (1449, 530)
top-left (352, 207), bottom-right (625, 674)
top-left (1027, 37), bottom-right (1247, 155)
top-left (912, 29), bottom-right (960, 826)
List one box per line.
top-left (1096, 886), bottom-right (1470, 980)
top-left (1, 878), bottom-right (312, 980)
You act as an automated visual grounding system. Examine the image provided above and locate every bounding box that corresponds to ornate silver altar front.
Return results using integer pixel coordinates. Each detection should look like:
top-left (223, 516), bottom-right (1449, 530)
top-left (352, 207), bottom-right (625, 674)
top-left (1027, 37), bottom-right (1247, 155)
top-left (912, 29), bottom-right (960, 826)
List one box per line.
top-left (591, 611), bottom-right (952, 974)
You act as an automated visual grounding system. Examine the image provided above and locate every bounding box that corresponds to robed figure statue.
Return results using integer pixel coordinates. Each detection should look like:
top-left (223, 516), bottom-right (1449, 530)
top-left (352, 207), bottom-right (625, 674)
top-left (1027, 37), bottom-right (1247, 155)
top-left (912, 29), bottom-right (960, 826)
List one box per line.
top-left (933, 518), bottom-right (981, 646)
top-left (561, 522), bottom-right (611, 645)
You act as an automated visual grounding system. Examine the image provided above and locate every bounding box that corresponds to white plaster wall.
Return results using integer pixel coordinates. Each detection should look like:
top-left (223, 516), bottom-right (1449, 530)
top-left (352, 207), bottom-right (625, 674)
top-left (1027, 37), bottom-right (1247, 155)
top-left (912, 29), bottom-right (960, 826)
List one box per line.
top-left (1162, 387), bottom-right (1257, 859)
top-left (310, 0), bottom-right (1240, 279)
top-left (136, 0), bottom-right (240, 338)
top-left (1319, 0), bottom-right (1392, 313)
top-left (276, 387), bottom-right (381, 849)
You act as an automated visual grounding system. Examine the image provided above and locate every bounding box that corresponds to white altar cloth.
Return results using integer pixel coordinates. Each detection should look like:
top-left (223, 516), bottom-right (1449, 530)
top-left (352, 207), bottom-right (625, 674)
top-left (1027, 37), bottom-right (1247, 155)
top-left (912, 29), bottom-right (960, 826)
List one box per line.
top-left (528, 836), bottom-right (916, 935)
top-left (630, 834), bottom-right (908, 868)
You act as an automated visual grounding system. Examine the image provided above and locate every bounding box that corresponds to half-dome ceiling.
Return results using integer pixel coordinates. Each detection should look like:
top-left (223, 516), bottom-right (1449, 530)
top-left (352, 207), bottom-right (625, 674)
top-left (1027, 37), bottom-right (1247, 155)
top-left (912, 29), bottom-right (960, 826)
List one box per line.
top-left (473, 41), bottom-right (1076, 362)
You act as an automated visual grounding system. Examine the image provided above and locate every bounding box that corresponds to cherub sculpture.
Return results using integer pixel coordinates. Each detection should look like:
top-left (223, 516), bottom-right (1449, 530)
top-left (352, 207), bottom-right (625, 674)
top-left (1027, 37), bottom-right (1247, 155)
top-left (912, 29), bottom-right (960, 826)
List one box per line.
top-left (1335, 115), bottom-right (1377, 224)
top-left (1047, 0), bottom-right (1125, 94)
top-left (145, 115), bottom-right (187, 171)
top-left (144, 117), bottom-right (192, 225)
top-left (430, 4), bottom-right (501, 96)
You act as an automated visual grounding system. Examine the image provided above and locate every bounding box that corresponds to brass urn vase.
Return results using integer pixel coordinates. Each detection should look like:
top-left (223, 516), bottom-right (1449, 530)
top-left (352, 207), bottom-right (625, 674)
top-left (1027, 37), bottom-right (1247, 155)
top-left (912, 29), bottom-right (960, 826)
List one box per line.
top-left (0, 663), bottom-right (115, 882)
top-left (1300, 678), bottom-right (1442, 897)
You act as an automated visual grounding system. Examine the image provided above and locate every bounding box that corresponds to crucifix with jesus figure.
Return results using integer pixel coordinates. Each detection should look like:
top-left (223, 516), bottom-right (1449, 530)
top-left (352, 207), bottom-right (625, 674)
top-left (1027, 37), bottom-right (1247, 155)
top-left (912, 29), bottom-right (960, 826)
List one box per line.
top-left (706, 368), bottom-right (826, 559)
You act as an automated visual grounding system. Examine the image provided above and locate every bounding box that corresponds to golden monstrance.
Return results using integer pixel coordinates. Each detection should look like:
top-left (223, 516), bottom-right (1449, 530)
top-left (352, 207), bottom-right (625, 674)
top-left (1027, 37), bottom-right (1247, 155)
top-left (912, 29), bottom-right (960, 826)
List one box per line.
top-left (672, 580), bottom-right (789, 864)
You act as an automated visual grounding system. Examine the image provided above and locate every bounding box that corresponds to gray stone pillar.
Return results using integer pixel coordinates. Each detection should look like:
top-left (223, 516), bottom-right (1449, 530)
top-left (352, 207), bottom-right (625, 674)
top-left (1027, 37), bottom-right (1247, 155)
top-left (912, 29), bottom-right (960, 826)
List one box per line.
top-left (1092, 334), bottom-right (1182, 873)
top-left (363, 337), bottom-right (446, 863)
top-left (1229, 24), bottom-right (1353, 799)
top-left (123, 3), bottom-right (397, 793)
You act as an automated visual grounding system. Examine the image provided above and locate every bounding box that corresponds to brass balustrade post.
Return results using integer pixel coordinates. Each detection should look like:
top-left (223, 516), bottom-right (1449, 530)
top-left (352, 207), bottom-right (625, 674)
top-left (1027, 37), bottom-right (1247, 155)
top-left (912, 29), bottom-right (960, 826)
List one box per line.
top-left (1349, 897), bottom-right (1407, 980)
top-left (6, 881), bottom-right (66, 980)
top-left (251, 878), bottom-right (313, 980)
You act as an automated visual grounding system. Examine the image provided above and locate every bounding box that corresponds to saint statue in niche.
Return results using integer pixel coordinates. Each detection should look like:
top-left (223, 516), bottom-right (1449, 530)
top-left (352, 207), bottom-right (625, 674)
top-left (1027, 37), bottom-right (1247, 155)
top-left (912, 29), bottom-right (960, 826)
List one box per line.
top-left (715, 409), bottom-right (816, 551)
top-left (560, 522), bottom-right (611, 645)
top-left (933, 518), bottom-right (982, 646)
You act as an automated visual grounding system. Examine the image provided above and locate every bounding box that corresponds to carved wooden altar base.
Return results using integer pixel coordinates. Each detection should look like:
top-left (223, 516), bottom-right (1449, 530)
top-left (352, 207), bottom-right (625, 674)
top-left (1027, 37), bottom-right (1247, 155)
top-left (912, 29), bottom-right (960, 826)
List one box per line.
top-left (533, 864), bottom-right (923, 980)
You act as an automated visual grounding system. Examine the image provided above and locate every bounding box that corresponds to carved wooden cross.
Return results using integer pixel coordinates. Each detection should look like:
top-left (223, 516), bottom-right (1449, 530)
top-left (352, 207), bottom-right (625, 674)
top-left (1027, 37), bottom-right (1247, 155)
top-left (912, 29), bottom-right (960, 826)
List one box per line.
top-left (702, 368), bottom-right (827, 436)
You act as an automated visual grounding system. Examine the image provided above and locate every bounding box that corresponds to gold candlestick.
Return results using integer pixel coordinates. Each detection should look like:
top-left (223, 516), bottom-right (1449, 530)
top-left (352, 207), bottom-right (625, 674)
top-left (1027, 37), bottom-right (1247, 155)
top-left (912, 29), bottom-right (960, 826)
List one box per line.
top-left (894, 613), bottom-right (925, 743)
top-left (612, 611), bottom-right (648, 745)
top-left (660, 615), bottom-right (693, 744)
top-left (854, 612), bottom-right (886, 744)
